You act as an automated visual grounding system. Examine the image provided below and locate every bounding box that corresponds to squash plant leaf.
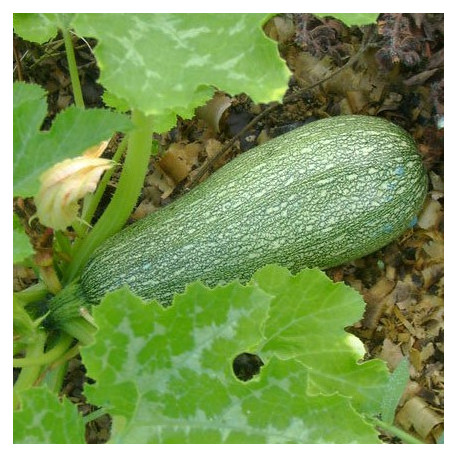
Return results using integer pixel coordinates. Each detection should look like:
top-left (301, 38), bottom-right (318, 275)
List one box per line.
top-left (82, 267), bottom-right (381, 443)
top-left (316, 13), bottom-right (379, 26)
top-left (253, 265), bottom-right (390, 415)
top-left (13, 13), bottom-right (61, 44)
top-left (13, 214), bottom-right (34, 264)
top-left (13, 387), bottom-right (86, 444)
top-left (72, 13), bottom-right (290, 133)
top-left (13, 81), bottom-right (132, 197)
top-left (380, 357), bottom-right (411, 424)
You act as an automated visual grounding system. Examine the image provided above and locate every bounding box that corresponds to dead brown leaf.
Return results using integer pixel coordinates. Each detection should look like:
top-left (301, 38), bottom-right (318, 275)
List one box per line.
top-left (379, 338), bottom-right (405, 371)
top-left (396, 396), bottom-right (443, 442)
top-left (158, 142), bottom-right (201, 184)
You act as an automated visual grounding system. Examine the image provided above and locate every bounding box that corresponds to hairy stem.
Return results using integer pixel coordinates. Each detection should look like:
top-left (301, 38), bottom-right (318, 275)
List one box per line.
top-left (42, 360), bottom-right (70, 395)
top-left (83, 407), bottom-right (109, 424)
top-left (13, 333), bottom-right (74, 368)
top-left (14, 282), bottom-right (48, 304)
top-left (372, 417), bottom-right (424, 444)
top-left (61, 26), bottom-right (85, 109)
top-left (13, 330), bottom-right (47, 409)
top-left (60, 317), bottom-right (97, 346)
top-left (81, 135), bottom-right (129, 232)
top-left (64, 110), bottom-right (154, 282)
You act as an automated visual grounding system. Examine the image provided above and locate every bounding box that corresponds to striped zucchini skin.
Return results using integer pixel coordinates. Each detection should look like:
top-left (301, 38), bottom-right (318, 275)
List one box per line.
top-left (81, 115), bottom-right (428, 305)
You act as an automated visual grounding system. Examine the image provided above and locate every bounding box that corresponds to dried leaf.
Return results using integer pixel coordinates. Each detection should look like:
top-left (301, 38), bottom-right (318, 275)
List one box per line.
top-left (266, 15), bottom-right (296, 43)
top-left (429, 171), bottom-right (443, 192)
top-left (403, 69), bottom-right (438, 86)
top-left (345, 90), bottom-right (369, 113)
top-left (362, 277), bottom-right (395, 329)
top-left (195, 92), bottom-right (232, 133)
top-left (379, 338), bottom-right (404, 371)
top-left (158, 142), bottom-right (201, 183)
top-left (396, 396), bottom-right (443, 441)
top-left (417, 198), bottom-right (442, 229)
top-left (146, 165), bottom-right (175, 199)
top-left (422, 241), bottom-right (444, 261)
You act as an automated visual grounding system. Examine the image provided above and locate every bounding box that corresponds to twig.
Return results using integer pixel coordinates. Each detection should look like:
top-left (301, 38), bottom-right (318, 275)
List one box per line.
top-left (13, 41), bottom-right (25, 80)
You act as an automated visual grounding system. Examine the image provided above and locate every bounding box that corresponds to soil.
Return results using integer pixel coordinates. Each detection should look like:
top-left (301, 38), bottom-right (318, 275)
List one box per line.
top-left (13, 13), bottom-right (444, 444)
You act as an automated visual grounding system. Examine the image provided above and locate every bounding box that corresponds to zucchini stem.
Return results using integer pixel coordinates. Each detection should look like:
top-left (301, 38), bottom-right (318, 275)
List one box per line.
top-left (60, 317), bottom-right (96, 346)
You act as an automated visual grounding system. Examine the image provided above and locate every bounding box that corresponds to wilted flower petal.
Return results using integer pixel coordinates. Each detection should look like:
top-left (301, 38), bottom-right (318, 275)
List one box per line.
top-left (82, 140), bottom-right (109, 159)
top-left (35, 141), bottom-right (113, 230)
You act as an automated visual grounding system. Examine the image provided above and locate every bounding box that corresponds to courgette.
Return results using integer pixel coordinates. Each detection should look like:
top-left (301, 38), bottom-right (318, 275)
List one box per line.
top-left (76, 115), bottom-right (427, 307)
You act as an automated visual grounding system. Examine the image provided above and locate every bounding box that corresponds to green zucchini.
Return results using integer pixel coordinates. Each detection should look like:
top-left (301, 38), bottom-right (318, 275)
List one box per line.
top-left (77, 115), bottom-right (427, 306)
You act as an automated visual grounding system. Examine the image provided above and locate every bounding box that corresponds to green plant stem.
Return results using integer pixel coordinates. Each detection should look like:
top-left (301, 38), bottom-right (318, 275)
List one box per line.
top-left (372, 417), bottom-right (424, 444)
top-left (72, 221), bottom-right (89, 239)
top-left (53, 341), bottom-right (82, 365)
top-left (13, 330), bottom-right (47, 409)
top-left (83, 407), bottom-right (109, 424)
top-left (69, 135), bottom-right (128, 248)
top-left (80, 135), bottom-right (129, 235)
top-left (14, 282), bottom-right (48, 304)
top-left (55, 230), bottom-right (73, 258)
top-left (64, 110), bottom-right (154, 282)
top-left (13, 333), bottom-right (74, 367)
top-left (60, 317), bottom-right (97, 346)
top-left (42, 360), bottom-right (69, 394)
top-left (61, 26), bottom-right (84, 108)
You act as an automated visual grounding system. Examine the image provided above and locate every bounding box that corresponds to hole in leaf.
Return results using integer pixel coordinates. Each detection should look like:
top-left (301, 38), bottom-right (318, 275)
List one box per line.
top-left (232, 352), bottom-right (264, 382)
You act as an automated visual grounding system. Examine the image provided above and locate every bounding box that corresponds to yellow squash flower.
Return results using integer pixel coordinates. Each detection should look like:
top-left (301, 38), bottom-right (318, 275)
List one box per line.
top-left (35, 141), bottom-right (113, 230)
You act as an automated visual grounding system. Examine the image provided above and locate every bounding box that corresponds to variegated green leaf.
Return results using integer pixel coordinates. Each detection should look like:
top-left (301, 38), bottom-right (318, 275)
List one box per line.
top-left (82, 273), bottom-right (381, 443)
top-left (72, 13), bottom-right (290, 132)
top-left (13, 13), bottom-right (61, 44)
top-left (253, 265), bottom-right (390, 415)
top-left (13, 387), bottom-right (86, 444)
top-left (13, 82), bottom-right (132, 197)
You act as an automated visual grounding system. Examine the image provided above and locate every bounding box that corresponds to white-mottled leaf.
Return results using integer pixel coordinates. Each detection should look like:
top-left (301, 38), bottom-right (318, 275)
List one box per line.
top-left (13, 387), bottom-right (86, 444)
top-left (13, 13), bottom-right (60, 44)
top-left (253, 265), bottom-right (390, 415)
top-left (72, 13), bottom-right (290, 132)
top-left (316, 13), bottom-right (379, 26)
top-left (13, 82), bottom-right (132, 197)
top-left (82, 273), bottom-right (381, 443)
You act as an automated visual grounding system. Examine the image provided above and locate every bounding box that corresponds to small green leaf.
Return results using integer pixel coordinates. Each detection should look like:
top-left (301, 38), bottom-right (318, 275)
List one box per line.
top-left (13, 214), bottom-right (34, 264)
top-left (380, 357), bottom-right (410, 424)
top-left (316, 13), bottom-right (379, 26)
top-left (13, 81), bottom-right (132, 197)
top-left (13, 13), bottom-right (60, 44)
top-left (253, 265), bottom-right (390, 415)
top-left (72, 13), bottom-right (290, 132)
top-left (13, 82), bottom-right (48, 169)
top-left (13, 387), bottom-right (86, 444)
